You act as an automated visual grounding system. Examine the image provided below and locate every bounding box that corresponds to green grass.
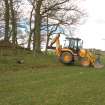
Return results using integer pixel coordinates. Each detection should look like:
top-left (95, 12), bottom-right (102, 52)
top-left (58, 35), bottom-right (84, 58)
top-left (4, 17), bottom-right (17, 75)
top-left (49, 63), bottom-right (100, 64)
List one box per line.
top-left (0, 50), bottom-right (105, 105)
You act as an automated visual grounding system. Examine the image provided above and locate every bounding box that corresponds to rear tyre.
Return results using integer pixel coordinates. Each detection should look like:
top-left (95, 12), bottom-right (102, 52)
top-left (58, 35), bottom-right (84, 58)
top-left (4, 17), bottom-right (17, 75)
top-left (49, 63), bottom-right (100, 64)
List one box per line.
top-left (60, 52), bottom-right (73, 64)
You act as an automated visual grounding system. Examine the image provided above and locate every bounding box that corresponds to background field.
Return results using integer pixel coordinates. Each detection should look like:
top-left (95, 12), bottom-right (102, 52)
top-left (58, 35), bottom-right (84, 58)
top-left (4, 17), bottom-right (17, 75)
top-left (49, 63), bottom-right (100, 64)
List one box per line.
top-left (0, 50), bottom-right (105, 105)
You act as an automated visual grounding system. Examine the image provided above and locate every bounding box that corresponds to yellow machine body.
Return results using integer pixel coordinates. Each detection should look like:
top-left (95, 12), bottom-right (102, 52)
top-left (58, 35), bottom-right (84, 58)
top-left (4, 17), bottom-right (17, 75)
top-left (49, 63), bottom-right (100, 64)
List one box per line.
top-left (49, 35), bottom-right (104, 68)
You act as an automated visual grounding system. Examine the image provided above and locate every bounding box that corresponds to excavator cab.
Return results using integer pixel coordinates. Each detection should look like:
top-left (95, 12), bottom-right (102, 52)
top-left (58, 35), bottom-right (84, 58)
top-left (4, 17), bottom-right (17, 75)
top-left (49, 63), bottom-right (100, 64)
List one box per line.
top-left (64, 37), bottom-right (83, 53)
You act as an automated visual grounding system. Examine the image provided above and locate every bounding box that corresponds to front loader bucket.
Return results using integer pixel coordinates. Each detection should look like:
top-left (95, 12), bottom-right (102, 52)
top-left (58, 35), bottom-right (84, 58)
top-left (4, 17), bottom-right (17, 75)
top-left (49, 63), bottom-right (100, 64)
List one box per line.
top-left (93, 58), bottom-right (104, 69)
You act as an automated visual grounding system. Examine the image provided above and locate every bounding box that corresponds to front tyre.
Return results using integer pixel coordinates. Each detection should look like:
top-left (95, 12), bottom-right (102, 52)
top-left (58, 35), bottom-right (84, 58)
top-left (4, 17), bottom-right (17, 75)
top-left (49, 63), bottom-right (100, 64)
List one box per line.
top-left (80, 57), bottom-right (90, 67)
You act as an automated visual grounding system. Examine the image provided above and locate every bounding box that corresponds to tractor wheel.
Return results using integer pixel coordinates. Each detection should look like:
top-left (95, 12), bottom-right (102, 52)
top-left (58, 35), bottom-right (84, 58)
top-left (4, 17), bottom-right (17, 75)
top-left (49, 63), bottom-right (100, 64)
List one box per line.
top-left (80, 57), bottom-right (90, 67)
top-left (60, 52), bottom-right (73, 64)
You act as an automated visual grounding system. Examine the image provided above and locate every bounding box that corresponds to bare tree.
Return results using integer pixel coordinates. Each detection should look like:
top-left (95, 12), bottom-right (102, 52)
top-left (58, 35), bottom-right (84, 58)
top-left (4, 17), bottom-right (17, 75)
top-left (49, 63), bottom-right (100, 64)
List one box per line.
top-left (41, 0), bottom-right (85, 52)
top-left (26, 0), bottom-right (86, 54)
top-left (27, 7), bottom-right (34, 49)
top-left (9, 0), bottom-right (17, 45)
top-left (27, 0), bottom-right (35, 49)
top-left (4, 0), bottom-right (10, 41)
top-left (33, 0), bottom-right (43, 54)
top-left (27, 0), bottom-right (73, 54)
top-left (0, 1), bottom-right (4, 38)
top-left (2, 0), bottom-right (22, 46)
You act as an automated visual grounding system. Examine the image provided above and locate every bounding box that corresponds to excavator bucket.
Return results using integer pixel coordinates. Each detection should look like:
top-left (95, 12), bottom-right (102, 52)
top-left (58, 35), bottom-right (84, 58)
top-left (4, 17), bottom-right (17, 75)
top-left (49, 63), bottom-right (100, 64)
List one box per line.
top-left (93, 61), bottom-right (104, 69)
top-left (93, 55), bottom-right (104, 69)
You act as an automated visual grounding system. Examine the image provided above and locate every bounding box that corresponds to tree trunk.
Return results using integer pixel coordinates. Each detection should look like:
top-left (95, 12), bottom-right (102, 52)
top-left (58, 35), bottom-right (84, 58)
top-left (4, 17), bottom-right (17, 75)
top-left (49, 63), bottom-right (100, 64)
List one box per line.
top-left (28, 31), bottom-right (32, 49)
top-left (4, 0), bottom-right (9, 41)
top-left (34, 14), bottom-right (41, 53)
top-left (33, 0), bottom-right (42, 54)
top-left (27, 7), bottom-right (34, 49)
top-left (9, 0), bottom-right (17, 46)
top-left (45, 34), bottom-right (50, 53)
top-left (45, 14), bottom-right (49, 53)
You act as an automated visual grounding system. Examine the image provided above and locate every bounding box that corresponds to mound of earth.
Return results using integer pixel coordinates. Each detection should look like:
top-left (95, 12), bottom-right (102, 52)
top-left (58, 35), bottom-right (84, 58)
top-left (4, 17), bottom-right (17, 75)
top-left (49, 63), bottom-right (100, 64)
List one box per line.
top-left (0, 40), bottom-right (14, 48)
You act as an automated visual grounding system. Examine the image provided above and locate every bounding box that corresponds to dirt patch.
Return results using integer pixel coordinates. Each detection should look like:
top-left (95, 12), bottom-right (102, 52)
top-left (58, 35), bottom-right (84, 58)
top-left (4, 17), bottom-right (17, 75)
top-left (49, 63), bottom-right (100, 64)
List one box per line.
top-left (28, 64), bottom-right (62, 69)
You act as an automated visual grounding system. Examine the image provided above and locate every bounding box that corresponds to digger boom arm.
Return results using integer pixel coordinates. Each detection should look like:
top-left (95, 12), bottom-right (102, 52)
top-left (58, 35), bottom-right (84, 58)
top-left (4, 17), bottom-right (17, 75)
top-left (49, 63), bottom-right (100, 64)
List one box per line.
top-left (50, 35), bottom-right (61, 56)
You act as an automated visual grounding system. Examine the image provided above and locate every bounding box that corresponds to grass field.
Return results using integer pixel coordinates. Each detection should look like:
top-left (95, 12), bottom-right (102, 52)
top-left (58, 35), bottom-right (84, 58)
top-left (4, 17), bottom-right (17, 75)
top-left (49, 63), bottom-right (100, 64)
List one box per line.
top-left (0, 50), bottom-right (105, 105)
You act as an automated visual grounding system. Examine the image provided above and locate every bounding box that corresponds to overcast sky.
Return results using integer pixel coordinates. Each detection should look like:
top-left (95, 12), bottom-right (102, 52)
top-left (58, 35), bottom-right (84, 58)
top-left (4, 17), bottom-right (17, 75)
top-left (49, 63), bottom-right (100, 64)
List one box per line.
top-left (78, 0), bottom-right (105, 50)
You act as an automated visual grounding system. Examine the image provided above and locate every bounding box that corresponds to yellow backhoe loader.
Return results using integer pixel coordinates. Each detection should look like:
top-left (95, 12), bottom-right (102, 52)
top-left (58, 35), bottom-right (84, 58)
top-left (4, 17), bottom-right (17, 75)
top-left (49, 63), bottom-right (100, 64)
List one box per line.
top-left (48, 34), bottom-right (104, 68)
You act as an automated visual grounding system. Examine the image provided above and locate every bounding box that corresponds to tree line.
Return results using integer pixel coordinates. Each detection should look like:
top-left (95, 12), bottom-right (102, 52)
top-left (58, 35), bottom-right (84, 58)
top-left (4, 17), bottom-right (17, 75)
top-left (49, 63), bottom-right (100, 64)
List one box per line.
top-left (0, 0), bottom-right (86, 54)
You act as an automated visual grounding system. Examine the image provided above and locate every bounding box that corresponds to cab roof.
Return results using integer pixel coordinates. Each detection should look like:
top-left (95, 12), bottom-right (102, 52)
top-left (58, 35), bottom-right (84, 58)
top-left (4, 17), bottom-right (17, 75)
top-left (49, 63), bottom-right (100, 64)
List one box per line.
top-left (66, 37), bottom-right (82, 41)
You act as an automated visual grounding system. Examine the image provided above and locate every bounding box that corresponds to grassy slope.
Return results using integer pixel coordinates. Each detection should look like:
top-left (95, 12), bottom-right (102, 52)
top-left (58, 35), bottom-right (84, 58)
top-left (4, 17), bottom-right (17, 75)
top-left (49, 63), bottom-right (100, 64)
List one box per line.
top-left (0, 50), bottom-right (105, 105)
